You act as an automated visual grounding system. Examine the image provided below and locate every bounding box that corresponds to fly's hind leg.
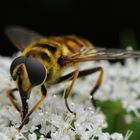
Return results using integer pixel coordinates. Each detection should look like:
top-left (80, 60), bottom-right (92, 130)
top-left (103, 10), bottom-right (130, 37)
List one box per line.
top-left (75, 66), bottom-right (103, 107)
top-left (88, 67), bottom-right (103, 107)
top-left (64, 70), bottom-right (79, 115)
top-left (58, 67), bottom-right (103, 108)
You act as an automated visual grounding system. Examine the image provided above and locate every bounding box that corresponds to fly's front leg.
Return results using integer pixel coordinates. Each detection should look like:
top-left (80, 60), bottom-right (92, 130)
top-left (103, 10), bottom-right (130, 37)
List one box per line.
top-left (18, 85), bottom-right (47, 131)
top-left (7, 88), bottom-right (21, 113)
top-left (7, 88), bottom-right (29, 127)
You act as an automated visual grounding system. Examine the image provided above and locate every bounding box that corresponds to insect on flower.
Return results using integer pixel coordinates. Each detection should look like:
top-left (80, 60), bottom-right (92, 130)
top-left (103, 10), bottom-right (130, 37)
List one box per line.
top-left (5, 26), bottom-right (140, 130)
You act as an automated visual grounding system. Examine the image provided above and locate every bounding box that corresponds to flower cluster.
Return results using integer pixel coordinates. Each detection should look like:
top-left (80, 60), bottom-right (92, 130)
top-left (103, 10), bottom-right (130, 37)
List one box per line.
top-left (0, 54), bottom-right (139, 140)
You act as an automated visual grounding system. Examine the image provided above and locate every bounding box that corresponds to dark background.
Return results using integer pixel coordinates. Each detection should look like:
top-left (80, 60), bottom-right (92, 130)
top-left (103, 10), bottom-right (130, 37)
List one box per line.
top-left (0, 0), bottom-right (140, 56)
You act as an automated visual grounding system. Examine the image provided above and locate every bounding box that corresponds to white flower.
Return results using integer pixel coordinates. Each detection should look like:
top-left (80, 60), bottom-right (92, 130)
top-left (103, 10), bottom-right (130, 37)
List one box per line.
top-left (124, 114), bottom-right (133, 124)
top-left (111, 132), bottom-right (123, 140)
top-left (15, 133), bottom-right (27, 140)
top-left (98, 132), bottom-right (110, 140)
top-left (0, 54), bottom-right (139, 139)
top-left (124, 130), bottom-right (133, 140)
top-left (28, 133), bottom-right (37, 140)
top-left (0, 133), bottom-right (9, 140)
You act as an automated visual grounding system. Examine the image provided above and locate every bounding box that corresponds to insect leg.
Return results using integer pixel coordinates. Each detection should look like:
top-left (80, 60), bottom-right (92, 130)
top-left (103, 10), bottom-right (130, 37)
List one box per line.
top-left (18, 85), bottom-right (47, 130)
top-left (58, 67), bottom-right (103, 107)
top-left (17, 70), bottom-right (29, 121)
top-left (88, 67), bottom-right (103, 107)
top-left (73, 67), bottom-right (103, 107)
top-left (64, 70), bottom-right (79, 115)
top-left (7, 88), bottom-right (21, 112)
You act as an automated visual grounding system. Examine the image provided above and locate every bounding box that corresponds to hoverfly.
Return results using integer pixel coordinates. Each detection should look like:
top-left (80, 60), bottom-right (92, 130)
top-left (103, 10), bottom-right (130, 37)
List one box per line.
top-left (5, 26), bottom-right (140, 130)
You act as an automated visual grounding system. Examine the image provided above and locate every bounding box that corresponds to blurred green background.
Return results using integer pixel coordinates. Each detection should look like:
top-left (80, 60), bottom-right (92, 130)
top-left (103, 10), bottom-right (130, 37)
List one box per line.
top-left (97, 100), bottom-right (140, 140)
top-left (0, 0), bottom-right (140, 56)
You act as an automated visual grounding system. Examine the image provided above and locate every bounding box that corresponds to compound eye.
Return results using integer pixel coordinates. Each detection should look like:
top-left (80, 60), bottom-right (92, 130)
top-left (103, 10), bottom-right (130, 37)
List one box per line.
top-left (25, 57), bottom-right (46, 87)
top-left (10, 56), bottom-right (26, 78)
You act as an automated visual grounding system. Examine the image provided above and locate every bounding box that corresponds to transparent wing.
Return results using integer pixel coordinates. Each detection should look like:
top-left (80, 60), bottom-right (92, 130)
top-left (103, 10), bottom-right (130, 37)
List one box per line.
top-left (5, 26), bottom-right (44, 51)
top-left (62, 47), bottom-right (140, 64)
